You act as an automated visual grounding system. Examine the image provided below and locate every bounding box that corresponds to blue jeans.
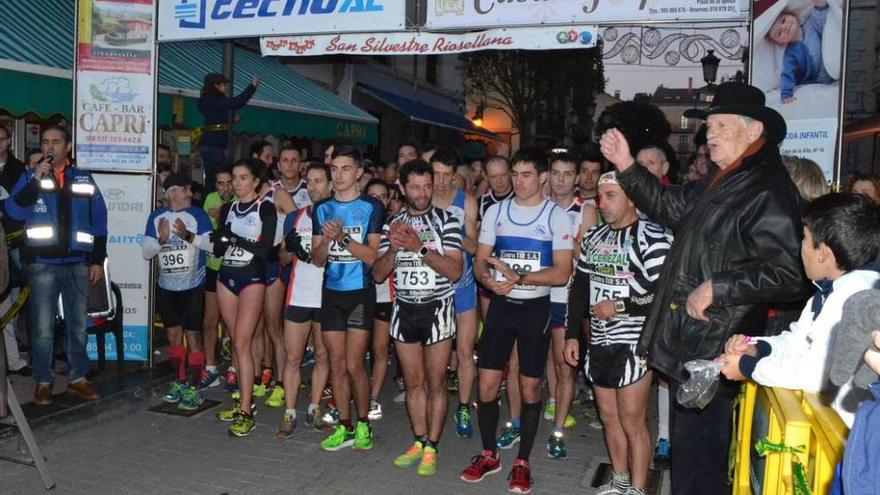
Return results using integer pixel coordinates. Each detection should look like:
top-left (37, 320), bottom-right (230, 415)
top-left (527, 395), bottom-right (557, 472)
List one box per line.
top-left (28, 262), bottom-right (90, 385)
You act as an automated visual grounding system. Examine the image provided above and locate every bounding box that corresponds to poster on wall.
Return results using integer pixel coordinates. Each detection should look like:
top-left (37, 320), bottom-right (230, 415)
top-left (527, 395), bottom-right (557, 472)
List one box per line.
top-left (425, 0), bottom-right (748, 30)
top-left (88, 173), bottom-right (153, 361)
top-left (74, 0), bottom-right (155, 172)
top-left (750, 0), bottom-right (846, 181)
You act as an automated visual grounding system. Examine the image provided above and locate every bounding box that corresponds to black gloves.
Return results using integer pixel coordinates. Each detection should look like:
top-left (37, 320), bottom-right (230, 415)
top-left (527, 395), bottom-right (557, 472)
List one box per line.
top-left (284, 229), bottom-right (311, 263)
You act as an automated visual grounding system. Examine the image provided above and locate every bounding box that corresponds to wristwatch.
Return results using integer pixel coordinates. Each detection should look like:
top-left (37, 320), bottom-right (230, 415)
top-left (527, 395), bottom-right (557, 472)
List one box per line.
top-left (418, 245), bottom-right (429, 257)
top-left (339, 233), bottom-right (352, 249)
top-left (614, 300), bottom-right (626, 313)
top-left (516, 272), bottom-right (527, 285)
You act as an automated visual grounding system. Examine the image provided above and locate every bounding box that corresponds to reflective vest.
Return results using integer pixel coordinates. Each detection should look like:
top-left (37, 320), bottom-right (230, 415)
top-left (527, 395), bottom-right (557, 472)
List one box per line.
top-left (23, 168), bottom-right (99, 253)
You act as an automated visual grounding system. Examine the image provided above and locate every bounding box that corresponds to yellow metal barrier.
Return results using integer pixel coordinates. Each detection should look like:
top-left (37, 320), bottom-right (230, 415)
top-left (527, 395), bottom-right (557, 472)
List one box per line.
top-left (732, 382), bottom-right (849, 495)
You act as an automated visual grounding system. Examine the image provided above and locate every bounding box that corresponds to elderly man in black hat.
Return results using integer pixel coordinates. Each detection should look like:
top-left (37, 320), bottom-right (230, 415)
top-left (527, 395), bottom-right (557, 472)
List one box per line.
top-left (599, 82), bottom-right (807, 495)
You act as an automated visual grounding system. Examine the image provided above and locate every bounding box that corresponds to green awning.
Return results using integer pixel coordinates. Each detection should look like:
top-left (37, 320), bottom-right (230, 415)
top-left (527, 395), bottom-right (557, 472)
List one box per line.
top-left (0, 0), bottom-right (377, 144)
top-left (0, 68), bottom-right (71, 118)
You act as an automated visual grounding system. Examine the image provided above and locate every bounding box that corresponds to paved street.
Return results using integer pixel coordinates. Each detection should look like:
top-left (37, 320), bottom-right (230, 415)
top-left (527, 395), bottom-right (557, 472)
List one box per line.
top-left (0, 368), bottom-right (669, 495)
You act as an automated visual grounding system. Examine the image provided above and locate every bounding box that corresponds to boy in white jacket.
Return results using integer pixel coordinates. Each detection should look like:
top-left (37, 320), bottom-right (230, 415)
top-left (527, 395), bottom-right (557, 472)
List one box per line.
top-left (718, 193), bottom-right (880, 426)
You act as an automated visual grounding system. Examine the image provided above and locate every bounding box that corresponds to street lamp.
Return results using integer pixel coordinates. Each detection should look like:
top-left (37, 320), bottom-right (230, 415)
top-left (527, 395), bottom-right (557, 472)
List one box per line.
top-left (470, 102), bottom-right (485, 128)
top-left (701, 49), bottom-right (721, 87)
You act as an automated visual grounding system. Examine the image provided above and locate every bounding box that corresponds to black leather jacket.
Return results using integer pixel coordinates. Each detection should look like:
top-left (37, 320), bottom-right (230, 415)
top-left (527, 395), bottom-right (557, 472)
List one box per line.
top-left (617, 142), bottom-right (809, 382)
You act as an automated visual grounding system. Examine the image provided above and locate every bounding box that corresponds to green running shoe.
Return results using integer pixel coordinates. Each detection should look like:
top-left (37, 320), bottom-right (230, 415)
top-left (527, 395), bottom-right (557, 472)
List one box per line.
top-left (417, 446), bottom-right (438, 477)
top-left (252, 383), bottom-right (267, 398)
top-left (217, 399), bottom-right (256, 422)
top-left (163, 381), bottom-right (186, 404)
top-left (265, 386), bottom-right (284, 408)
top-left (321, 425), bottom-right (355, 451)
top-left (354, 421), bottom-right (373, 451)
top-left (229, 411), bottom-right (255, 437)
top-left (177, 386), bottom-right (204, 411)
top-left (543, 402), bottom-right (556, 421)
top-left (394, 441), bottom-right (424, 468)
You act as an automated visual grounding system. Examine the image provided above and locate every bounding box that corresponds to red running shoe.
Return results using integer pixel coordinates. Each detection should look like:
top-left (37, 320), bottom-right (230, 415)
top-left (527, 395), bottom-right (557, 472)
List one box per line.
top-left (260, 368), bottom-right (274, 388)
top-left (460, 451), bottom-right (502, 483)
top-left (507, 461), bottom-right (532, 494)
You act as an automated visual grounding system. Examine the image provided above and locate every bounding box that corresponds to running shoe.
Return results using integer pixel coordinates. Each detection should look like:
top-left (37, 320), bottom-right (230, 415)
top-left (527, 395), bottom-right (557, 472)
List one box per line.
top-left (455, 404), bottom-right (474, 438)
top-left (496, 422), bottom-right (521, 450)
top-left (220, 337), bottom-right (232, 361)
top-left (321, 425), bottom-right (355, 451)
top-left (595, 482), bottom-right (629, 495)
top-left (216, 399), bottom-right (256, 422)
top-left (275, 411), bottom-right (296, 440)
top-left (547, 431), bottom-right (567, 459)
top-left (260, 368), bottom-right (274, 388)
top-left (198, 369), bottom-right (221, 391)
top-left (368, 399), bottom-right (383, 421)
top-left (224, 369), bottom-right (238, 392)
top-left (321, 386), bottom-right (333, 401)
top-left (265, 386), bottom-right (284, 408)
top-left (507, 462), bottom-right (532, 494)
top-left (595, 472), bottom-right (631, 495)
top-left (229, 411), bottom-right (256, 437)
top-left (252, 383), bottom-right (267, 398)
top-left (353, 421), bottom-right (372, 450)
top-left (393, 441), bottom-right (424, 468)
top-left (393, 390), bottom-right (407, 404)
top-left (417, 446), bottom-right (438, 477)
top-left (322, 405), bottom-right (339, 426)
top-left (653, 438), bottom-right (671, 469)
top-left (306, 407), bottom-right (325, 431)
top-left (446, 369), bottom-right (459, 393)
top-left (177, 386), bottom-right (204, 411)
top-left (543, 403), bottom-right (577, 427)
top-left (460, 452), bottom-right (502, 483)
top-left (302, 347), bottom-right (315, 367)
top-left (163, 381), bottom-right (186, 404)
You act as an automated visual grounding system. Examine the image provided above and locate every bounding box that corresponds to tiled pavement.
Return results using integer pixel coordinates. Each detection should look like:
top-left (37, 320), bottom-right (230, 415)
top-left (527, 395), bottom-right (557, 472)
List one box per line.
top-left (1, 366), bottom-right (670, 495)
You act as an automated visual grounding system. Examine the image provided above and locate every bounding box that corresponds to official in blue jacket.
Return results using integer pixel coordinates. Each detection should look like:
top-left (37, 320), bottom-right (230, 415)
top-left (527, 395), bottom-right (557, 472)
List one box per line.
top-left (5, 125), bottom-right (108, 406)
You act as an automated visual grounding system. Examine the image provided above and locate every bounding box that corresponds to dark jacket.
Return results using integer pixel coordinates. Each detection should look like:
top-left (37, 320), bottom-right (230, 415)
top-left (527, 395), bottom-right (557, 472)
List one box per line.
top-left (196, 84), bottom-right (257, 149)
top-left (617, 142), bottom-right (808, 383)
top-left (0, 154), bottom-right (26, 235)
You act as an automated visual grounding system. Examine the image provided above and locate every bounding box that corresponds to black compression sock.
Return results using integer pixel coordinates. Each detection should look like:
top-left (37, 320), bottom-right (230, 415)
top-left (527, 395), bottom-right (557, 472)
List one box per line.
top-left (478, 400), bottom-right (500, 453)
top-left (517, 400), bottom-right (542, 462)
top-left (425, 438), bottom-right (439, 451)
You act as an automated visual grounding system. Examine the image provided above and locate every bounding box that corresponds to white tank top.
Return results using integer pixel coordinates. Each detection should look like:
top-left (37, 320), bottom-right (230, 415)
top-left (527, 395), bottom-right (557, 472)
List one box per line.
top-left (286, 208), bottom-right (323, 308)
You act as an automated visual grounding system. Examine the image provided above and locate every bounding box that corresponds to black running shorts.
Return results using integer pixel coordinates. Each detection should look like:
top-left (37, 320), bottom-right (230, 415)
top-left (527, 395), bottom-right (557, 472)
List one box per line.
top-left (479, 295), bottom-right (551, 379)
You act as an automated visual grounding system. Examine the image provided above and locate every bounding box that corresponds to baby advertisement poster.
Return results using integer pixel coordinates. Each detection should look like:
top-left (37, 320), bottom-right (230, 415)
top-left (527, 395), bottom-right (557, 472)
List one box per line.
top-left (751, 0), bottom-right (846, 180)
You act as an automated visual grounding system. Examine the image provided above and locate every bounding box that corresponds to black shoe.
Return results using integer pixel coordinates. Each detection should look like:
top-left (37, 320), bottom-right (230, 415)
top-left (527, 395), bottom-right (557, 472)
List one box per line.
top-left (10, 365), bottom-right (32, 377)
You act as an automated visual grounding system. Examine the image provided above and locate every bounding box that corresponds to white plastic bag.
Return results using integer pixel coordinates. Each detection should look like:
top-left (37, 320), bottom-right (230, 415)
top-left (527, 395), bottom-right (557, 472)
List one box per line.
top-left (676, 359), bottom-right (723, 410)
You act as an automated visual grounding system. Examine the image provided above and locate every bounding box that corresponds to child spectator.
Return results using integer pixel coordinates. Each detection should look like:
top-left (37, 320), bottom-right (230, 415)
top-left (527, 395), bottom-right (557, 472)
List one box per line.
top-left (717, 193), bottom-right (880, 426)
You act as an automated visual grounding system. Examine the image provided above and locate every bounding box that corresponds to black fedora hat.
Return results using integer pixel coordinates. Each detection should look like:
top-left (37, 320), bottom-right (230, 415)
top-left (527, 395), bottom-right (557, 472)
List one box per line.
top-left (683, 82), bottom-right (787, 145)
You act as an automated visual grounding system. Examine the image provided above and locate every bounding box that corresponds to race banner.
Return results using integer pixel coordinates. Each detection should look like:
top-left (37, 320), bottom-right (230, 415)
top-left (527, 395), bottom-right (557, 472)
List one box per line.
top-left (158, 0), bottom-right (406, 41)
top-left (425, 0), bottom-right (748, 30)
top-left (89, 173), bottom-right (153, 362)
top-left (750, 0), bottom-right (846, 181)
top-left (261, 26), bottom-right (599, 57)
top-left (74, 0), bottom-right (156, 172)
